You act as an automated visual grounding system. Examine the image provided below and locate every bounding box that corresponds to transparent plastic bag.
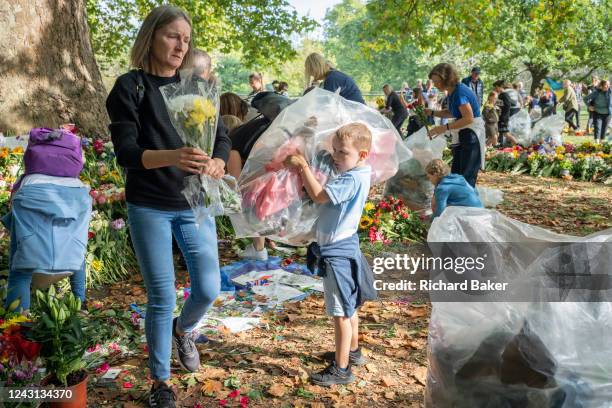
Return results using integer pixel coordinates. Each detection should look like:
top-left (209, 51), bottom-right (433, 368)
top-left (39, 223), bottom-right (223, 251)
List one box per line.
top-left (384, 127), bottom-right (446, 210)
top-left (529, 114), bottom-right (565, 147)
top-left (509, 109), bottom-right (531, 146)
top-left (181, 174), bottom-right (241, 225)
top-left (529, 106), bottom-right (542, 124)
top-left (426, 207), bottom-right (612, 407)
top-left (475, 186), bottom-right (504, 208)
top-left (159, 69), bottom-right (219, 156)
top-left (231, 87), bottom-right (411, 245)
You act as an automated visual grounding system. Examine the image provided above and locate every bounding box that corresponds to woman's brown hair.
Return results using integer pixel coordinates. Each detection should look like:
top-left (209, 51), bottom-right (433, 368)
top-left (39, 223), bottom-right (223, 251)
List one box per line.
top-left (130, 5), bottom-right (194, 72)
top-left (220, 92), bottom-right (249, 121)
top-left (428, 63), bottom-right (460, 88)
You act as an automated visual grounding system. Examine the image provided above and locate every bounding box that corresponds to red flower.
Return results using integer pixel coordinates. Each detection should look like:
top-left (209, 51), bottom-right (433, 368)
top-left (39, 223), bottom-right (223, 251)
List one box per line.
top-left (88, 231), bottom-right (95, 240)
top-left (95, 362), bottom-right (110, 375)
top-left (219, 400), bottom-right (227, 406)
top-left (228, 390), bottom-right (240, 399)
top-left (123, 382), bottom-right (133, 389)
top-left (240, 396), bottom-right (249, 408)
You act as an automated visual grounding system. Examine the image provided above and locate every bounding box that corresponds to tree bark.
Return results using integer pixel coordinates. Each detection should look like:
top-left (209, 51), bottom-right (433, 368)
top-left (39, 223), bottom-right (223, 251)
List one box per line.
top-left (0, 0), bottom-right (108, 137)
top-left (526, 63), bottom-right (549, 96)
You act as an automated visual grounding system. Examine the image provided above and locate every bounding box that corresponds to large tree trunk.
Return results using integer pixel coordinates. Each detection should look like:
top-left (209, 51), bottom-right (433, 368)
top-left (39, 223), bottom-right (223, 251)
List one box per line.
top-left (0, 0), bottom-right (108, 137)
top-left (526, 63), bottom-right (549, 96)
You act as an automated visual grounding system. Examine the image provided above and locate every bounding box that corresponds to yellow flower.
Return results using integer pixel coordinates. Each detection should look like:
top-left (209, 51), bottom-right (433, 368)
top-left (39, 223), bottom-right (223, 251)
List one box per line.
top-left (555, 146), bottom-right (565, 154)
top-left (11, 146), bottom-right (24, 154)
top-left (359, 215), bottom-right (374, 229)
top-left (0, 147), bottom-right (8, 158)
top-left (0, 315), bottom-right (29, 330)
top-left (364, 202), bottom-right (375, 212)
top-left (185, 98), bottom-right (216, 128)
top-left (91, 259), bottom-right (104, 272)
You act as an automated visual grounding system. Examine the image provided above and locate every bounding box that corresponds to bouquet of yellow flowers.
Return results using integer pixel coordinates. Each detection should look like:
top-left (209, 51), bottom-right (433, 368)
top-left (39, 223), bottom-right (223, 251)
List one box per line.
top-left (161, 75), bottom-right (218, 155)
top-left (375, 96), bottom-right (386, 110)
top-left (161, 71), bottom-right (241, 223)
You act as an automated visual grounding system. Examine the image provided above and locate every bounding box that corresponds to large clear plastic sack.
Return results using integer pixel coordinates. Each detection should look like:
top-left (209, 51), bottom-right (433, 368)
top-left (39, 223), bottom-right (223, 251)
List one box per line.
top-left (529, 114), bottom-right (565, 148)
top-left (230, 87), bottom-right (411, 245)
top-left (182, 175), bottom-right (241, 225)
top-left (529, 106), bottom-right (542, 124)
top-left (509, 109), bottom-right (532, 146)
top-left (425, 207), bottom-right (612, 407)
top-left (384, 127), bottom-right (446, 210)
top-left (475, 186), bottom-right (504, 208)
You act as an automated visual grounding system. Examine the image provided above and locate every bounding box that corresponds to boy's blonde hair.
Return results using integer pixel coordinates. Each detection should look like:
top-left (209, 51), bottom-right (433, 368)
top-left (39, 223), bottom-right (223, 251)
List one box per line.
top-left (221, 115), bottom-right (243, 131)
top-left (425, 159), bottom-right (450, 178)
top-left (334, 123), bottom-right (372, 152)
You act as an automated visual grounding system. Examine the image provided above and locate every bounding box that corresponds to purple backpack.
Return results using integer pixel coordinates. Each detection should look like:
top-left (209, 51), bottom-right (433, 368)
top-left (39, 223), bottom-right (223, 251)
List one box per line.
top-left (24, 128), bottom-right (83, 177)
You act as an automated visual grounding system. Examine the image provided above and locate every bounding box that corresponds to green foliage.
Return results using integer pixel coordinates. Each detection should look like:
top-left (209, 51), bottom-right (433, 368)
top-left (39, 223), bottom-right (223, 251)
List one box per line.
top-left (87, 0), bottom-right (317, 68)
top-left (323, 0), bottom-right (430, 92)
top-left (29, 287), bottom-right (91, 386)
top-left (215, 54), bottom-right (253, 94)
top-left (360, 0), bottom-right (612, 90)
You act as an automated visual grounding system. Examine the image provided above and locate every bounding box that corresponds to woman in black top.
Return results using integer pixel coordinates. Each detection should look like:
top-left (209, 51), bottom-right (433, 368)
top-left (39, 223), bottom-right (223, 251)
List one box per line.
top-left (382, 84), bottom-right (409, 135)
top-left (105, 6), bottom-right (230, 407)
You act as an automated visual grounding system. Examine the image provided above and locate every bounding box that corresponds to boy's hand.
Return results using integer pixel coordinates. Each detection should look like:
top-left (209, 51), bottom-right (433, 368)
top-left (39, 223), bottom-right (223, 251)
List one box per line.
top-left (284, 154), bottom-right (308, 169)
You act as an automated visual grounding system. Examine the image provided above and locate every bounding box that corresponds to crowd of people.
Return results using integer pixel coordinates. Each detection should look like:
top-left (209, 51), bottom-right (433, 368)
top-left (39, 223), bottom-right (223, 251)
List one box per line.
top-left (386, 69), bottom-right (610, 145)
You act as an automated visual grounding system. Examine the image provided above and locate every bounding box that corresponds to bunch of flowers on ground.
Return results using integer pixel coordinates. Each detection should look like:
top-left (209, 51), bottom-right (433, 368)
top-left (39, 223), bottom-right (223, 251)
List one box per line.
top-left (80, 138), bottom-right (137, 285)
top-left (359, 196), bottom-right (428, 244)
top-left (0, 307), bottom-right (44, 387)
top-left (485, 141), bottom-right (611, 182)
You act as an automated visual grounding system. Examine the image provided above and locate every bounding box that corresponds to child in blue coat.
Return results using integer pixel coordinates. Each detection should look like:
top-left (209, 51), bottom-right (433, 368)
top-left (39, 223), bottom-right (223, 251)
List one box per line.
top-left (425, 159), bottom-right (483, 217)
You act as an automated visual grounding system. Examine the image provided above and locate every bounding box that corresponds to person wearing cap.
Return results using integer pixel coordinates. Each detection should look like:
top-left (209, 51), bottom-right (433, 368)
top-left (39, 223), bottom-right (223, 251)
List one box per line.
top-left (462, 67), bottom-right (484, 107)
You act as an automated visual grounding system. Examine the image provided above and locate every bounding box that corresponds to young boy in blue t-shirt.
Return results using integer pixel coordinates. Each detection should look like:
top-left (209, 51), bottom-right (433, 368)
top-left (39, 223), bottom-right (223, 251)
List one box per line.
top-left (284, 123), bottom-right (373, 386)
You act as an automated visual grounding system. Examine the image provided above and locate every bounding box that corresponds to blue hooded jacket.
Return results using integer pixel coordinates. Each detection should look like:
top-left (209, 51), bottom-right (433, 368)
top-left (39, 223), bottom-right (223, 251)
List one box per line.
top-left (434, 174), bottom-right (483, 218)
top-left (1, 184), bottom-right (92, 273)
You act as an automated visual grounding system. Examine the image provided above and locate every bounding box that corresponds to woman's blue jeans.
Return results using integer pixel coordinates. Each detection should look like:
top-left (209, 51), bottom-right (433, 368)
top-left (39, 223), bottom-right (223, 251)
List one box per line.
top-left (127, 203), bottom-right (220, 381)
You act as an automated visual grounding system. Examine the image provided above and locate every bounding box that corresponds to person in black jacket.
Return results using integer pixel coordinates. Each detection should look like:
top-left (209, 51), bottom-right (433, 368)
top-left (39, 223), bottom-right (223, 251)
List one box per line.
top-left (105, 6), bottom-right (231, 407)
top-left (382, 84), bottom-right (408, 135)
top-left (493, 80), bottom-right (520, 146)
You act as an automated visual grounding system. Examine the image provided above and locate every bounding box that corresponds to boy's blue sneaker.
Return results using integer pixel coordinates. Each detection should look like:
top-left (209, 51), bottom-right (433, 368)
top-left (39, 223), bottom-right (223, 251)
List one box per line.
top-left (321, 347), bottom-right (366, 366)
top-left (310, 362), bottom-right (355, 386)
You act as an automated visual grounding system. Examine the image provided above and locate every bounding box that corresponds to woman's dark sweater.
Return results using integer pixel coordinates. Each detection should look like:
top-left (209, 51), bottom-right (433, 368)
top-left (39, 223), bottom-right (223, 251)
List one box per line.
top-left (106, 70), bottom-right (231, 210)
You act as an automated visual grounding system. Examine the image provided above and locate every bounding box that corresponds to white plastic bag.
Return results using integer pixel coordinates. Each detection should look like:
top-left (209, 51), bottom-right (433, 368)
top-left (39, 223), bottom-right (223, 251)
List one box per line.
top-left (384, 127), bottom-right (446, 209)
top-left (509, 109), bottom-right (531, 146)
top-left (231, 87), bottom-right (411, 245)
top-left (529, 113), bottom-right (565, 147)
top-left (475, 186), bottom-right (504, 208)
top-left (426, 207), bottom-right (612, 407)
top-left (181, 175), bottom-right (241, 225)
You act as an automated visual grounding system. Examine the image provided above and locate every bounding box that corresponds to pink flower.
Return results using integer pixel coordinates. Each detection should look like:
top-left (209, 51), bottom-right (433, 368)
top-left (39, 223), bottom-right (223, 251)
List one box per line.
top-left (111, 218), bottom-right (126, 230)
top-left (228, 390), bottom-right (240, 399)
top-left (240, 396), bottom-right (249, 408)
top-left (89, 190), bottom-right (99, 200)
top-left (123, 382), bottom-right (133, 389)
top-left (97, 195), bottom-right (107, 205)
top-left (87, 344), bottom-right (101, 353)
top-left (219, 400), bottom-right (227, 406)
top-left (95, 362), bottom-right (110, 374)
top-left (194, 404), bottom-right (202, 408)
top-left (130, 312), bottom-right (140, 326)
top-left (108, 342), bottom-right (121, 352)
